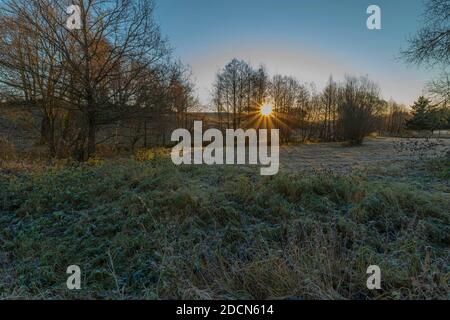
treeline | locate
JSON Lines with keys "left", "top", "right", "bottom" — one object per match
{"left": 1, "top": 1, "right": 448, "bottom": 160}
{"left": 212, "top": 58, "right": 414, "bottom": 145}
{"left": 0, "top": 0, "right": 197, "bottom": 159}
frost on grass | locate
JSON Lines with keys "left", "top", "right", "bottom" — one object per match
{"left": 0, "top": 156, "right": 448, "bottom": 300}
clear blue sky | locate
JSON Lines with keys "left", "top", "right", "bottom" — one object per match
{"left": 155, "top": 0, "right": 435, "bottom": 107}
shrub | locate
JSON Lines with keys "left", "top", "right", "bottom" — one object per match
{"left": 337, "top": 77, "right": 386, "bottom": 145}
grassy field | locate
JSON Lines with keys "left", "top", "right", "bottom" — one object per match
{"left": 0, "top": 141, "right": 449, "bottom": 300}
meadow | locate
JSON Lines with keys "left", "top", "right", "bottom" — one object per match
{"left": 0, "top": 0, "right": 449, "bottom": 304}
{"left": 0, "top": 138, "right": 448, "bottom": 300}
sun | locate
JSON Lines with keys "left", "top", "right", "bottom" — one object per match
{"left": 260, "top": 103, "right": 273, "bottom": 117}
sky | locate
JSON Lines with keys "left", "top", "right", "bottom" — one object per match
{"left": 154, "top": 0, "right": 436, "bottom": 108}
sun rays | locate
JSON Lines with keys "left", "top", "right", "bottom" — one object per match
{"left": 260, "top": 103, "right": 274, "bottom": 117}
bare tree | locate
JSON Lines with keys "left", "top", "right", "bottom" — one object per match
{"left": 321, "top": 76, "right": 338, "bottom": 141}
{"left": 1, "top": 0, "right": 170, "bottom": 159}
{"left": 270, "top": 75, "right": 300, "bottom": 142}
{"left": 214, "top": 59, "right": 255, "bottom": 130}
{"left": 337, "top": 76, "right": 385, "bottom": 145}
{"left": 0, "top": 5, "right": 70, "bottom": 156}
{"left": 402, "top": 0, "right": 450, "bottom": 105}
{"left": 402, "top": 0, "right": 450, "bottom": 67}
{"left": 384, "top": 101, "right": 409, "bottom": 135}
{"left": 427, "top": 73, "right": 450, "bottom": 105}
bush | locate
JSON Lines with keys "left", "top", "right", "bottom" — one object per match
{"left": 337, "top": 77, "right": 385, "bottom": 145}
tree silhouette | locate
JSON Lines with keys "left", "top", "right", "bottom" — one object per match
{"left": 406, "top": 96, "right": 438, "bottom": 131}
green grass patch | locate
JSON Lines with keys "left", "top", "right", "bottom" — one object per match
{"left": 0, "top": 158, "right": 449, "bottom": 299}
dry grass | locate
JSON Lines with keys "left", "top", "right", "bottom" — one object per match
{"left": 0, "top": 152, "right": 448, "bottom": 300}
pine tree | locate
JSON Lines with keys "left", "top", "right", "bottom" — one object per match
{"left": 406, "top": 96, "right": 434, "bottom": 131}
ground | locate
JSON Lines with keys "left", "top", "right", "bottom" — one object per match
{"left": 280, "top": 137, "right": 450, "bottom": 173}
{"left": 0, "top": 137, "right": 449, "bottom": 300}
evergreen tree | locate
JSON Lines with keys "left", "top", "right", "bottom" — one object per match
{"left": 406, "top": 96, "right": 434, "bottom": 131}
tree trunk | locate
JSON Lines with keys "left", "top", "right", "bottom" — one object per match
{"left": 87, "top": 118, "right": 96, "bottom": 158}
{"left": 41, "top": 115, "right": 58, "bottom": 158}
{"left": 40, "top": 115, "right": 50, "bottom": 145}
{"left": 47, "top": 120, "right": 56, "bottom": 158}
